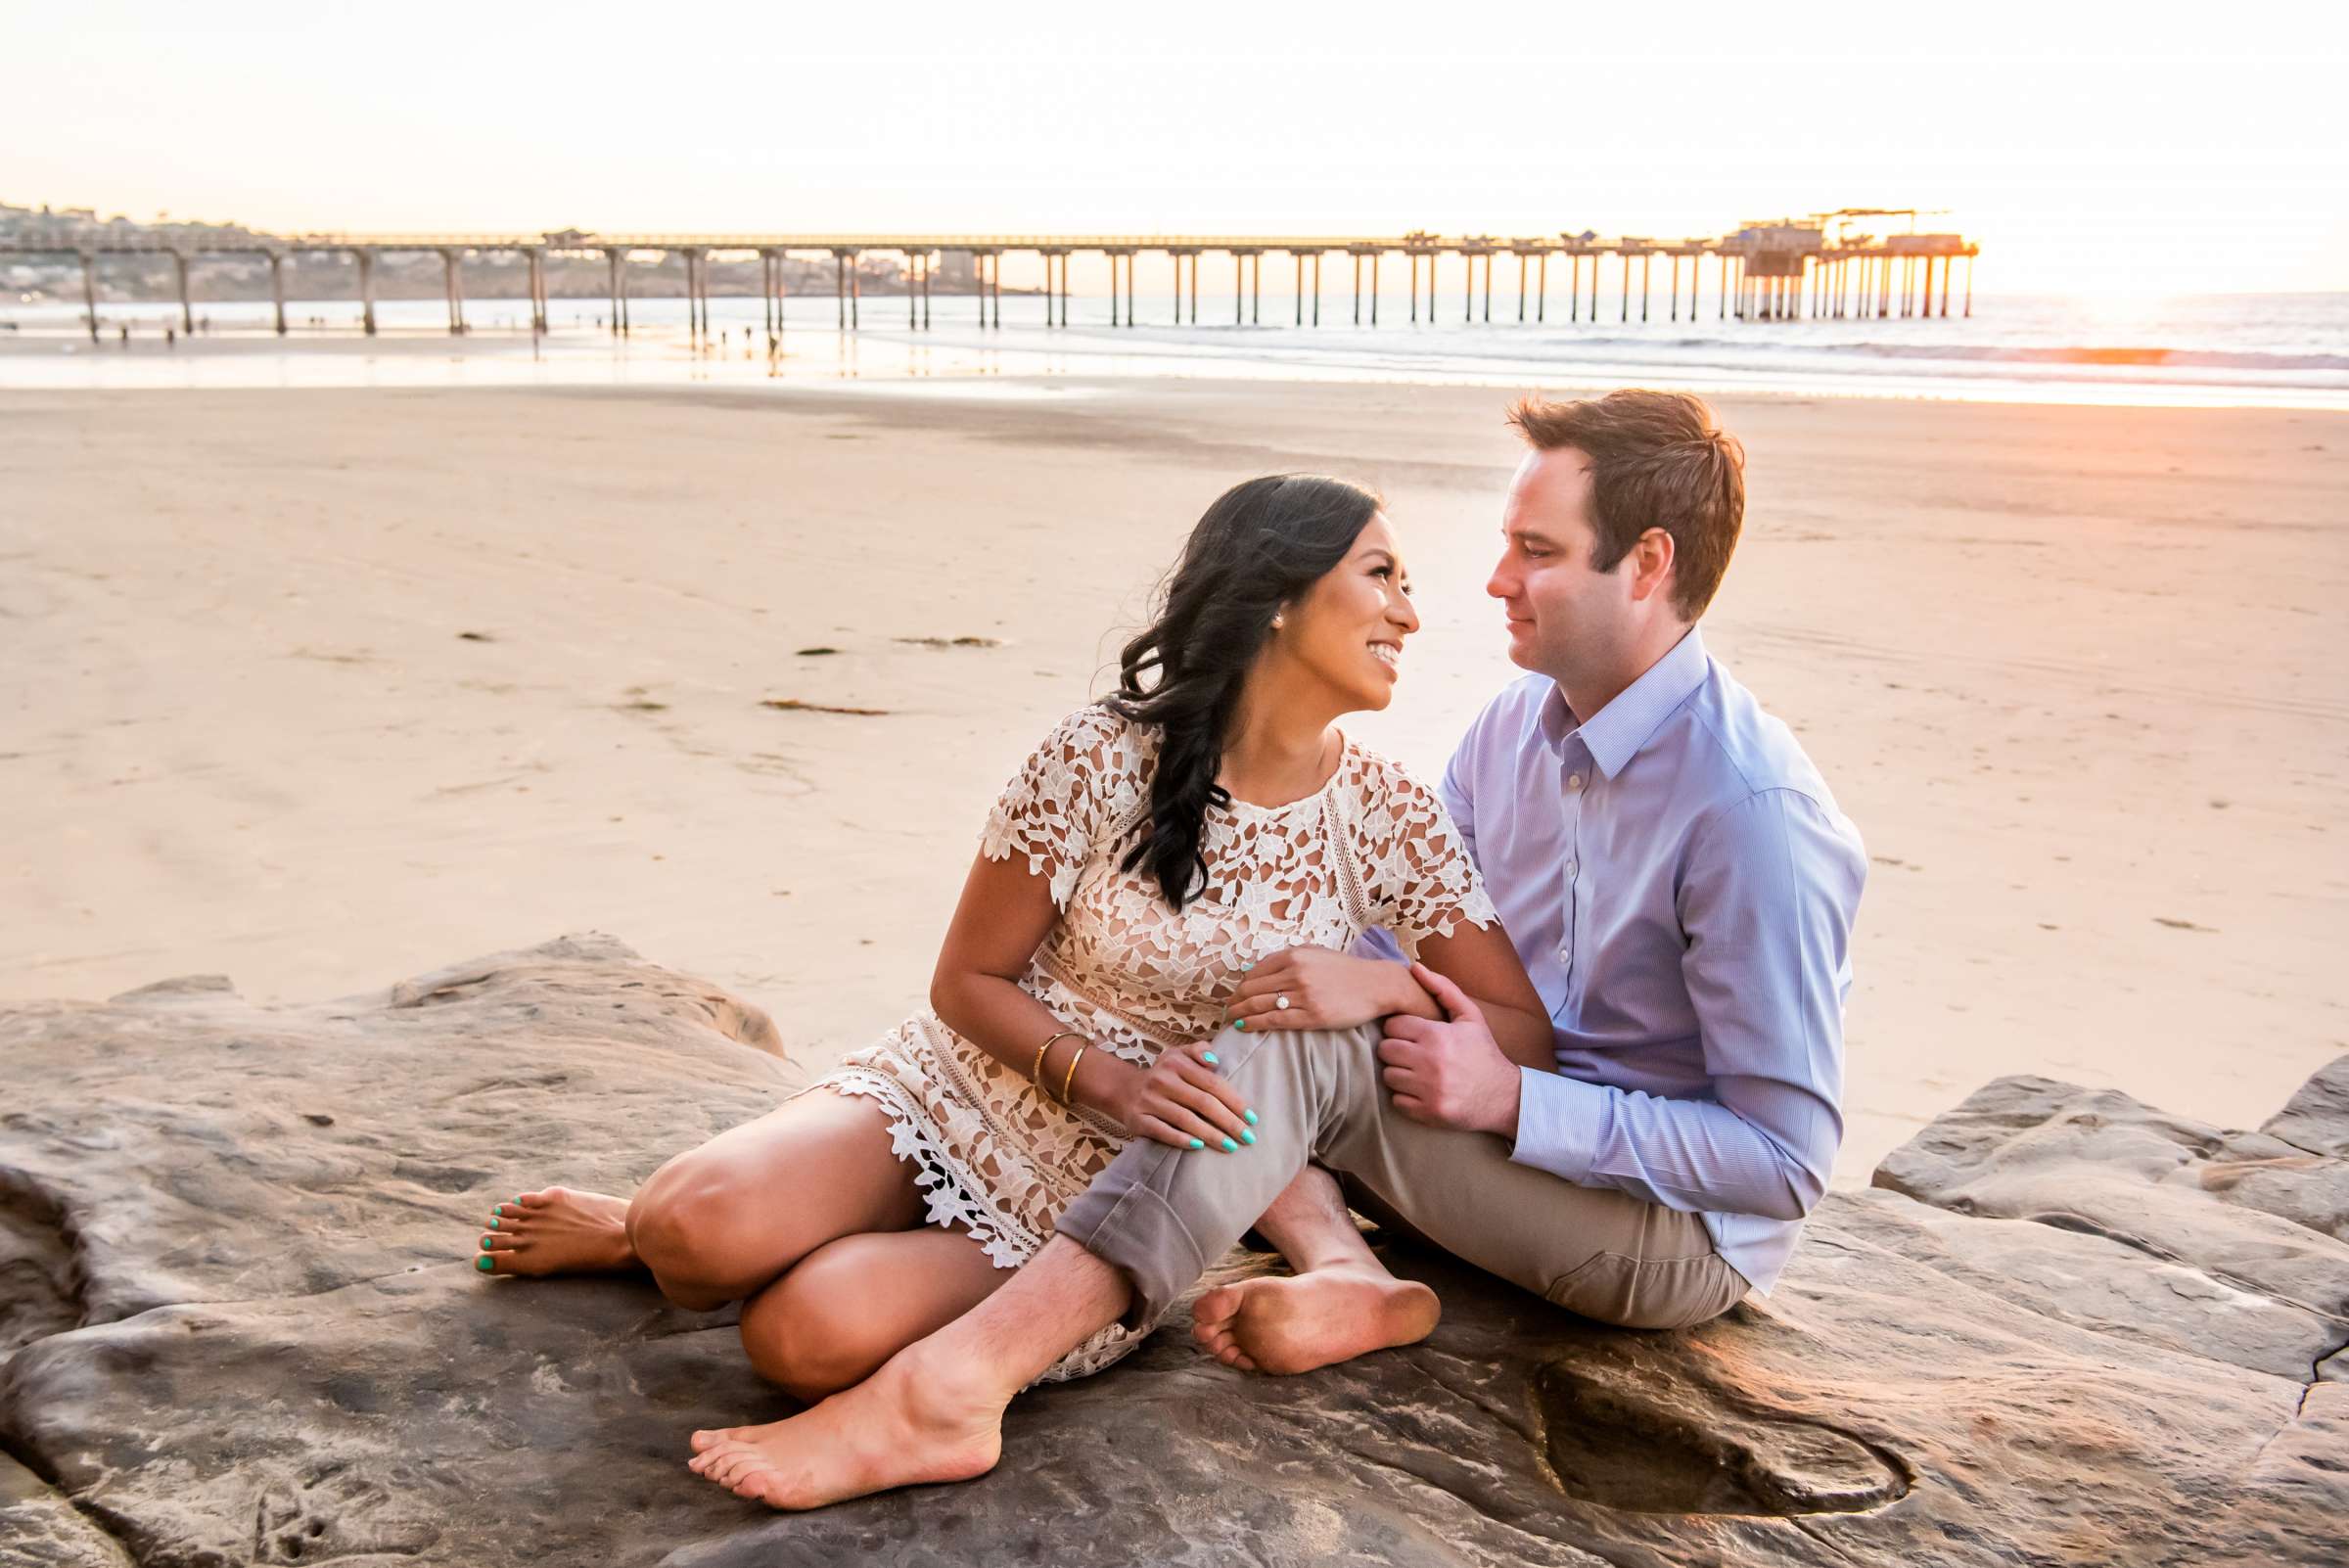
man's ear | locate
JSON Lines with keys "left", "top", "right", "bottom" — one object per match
{"left": 1628, "top": 527, "right": 1677, "bottom": 605}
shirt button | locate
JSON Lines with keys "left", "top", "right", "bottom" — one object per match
{"left": 1567, "top": 772, "right": 1585, "bottom": 792}
{"left": 1565, "top": 861, "right": 1578, "bottom": 878}
{"left": 1557, "top": 945, "right": 1571, "bottom": 962}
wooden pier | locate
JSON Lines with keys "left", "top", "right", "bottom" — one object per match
{"left": 2, "top": 213, "right": 1978, "bottom": 342}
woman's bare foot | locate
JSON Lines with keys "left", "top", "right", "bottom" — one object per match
{"left": 1190, "top": 1263, "right": 1439, "bottom": 1375}
{"left": 685, "top": 1344, "right": 1005, "bottom": 1509}
{"left": 475, "top": 1186, "right": 638, "bottom": 1276}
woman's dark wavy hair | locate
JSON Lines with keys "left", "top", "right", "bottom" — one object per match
{"left": 1104, "top": 473, "right": 1383, "bottom": 910}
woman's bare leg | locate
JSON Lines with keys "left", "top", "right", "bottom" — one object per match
{"left": 1193, "top": 1164, "right": 1439, "bottom": 1373}
{"left": 735, "top": 1225, "right": 1009, "bottom": 1404}
{"left": 474, "top": 1089, "right": 924, "bottom": 1311}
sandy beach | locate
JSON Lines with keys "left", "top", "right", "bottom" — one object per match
{"left": 5, "top": 370, "right": 2343, "bottom": 1184}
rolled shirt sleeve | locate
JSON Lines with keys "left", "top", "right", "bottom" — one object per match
{"left": 1509, "top": 788, "right": 1865, "bottom": 1222}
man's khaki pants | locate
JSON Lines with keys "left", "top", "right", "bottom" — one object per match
{"left": 1056, "top": 1021, "right": 1750, "bottom": 1332}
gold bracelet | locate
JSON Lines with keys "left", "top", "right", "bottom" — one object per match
{"left": 1059, "top": 1043, "right": 1089, "bottom": 1108}
{"left": 1033, "top": 1030, "right": 1082, "bottom": 1097}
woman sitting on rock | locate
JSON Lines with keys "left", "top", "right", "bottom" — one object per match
{"left": 473, "top": 473, "right": 1553, "bottom": 1393}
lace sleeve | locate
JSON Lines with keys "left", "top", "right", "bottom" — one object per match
{"left": 1355, "top": 761, "right": 1498, "bottom": 957}
{"left": 979, "top": 706, "right": 1136, "bottom": 909}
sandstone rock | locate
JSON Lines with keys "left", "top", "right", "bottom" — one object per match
{"left": 2, "top": 936, "right": 2343, "bottom": 1566}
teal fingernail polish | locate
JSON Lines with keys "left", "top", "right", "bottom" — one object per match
{"left": 1203, "top": 1051, "right": 1219, "bottom": 1065}
{"left": 487, "top": 1217, "right": 499, "bottom": 1228}
{"left": 476, "top": 1254, "right": 494, "bottom": 1272}
{"left": 1187, "top": 1137, "right": 1205, "bottom": 1150}
{"left": 1243, "top": 1109, "right": 1259, "bottom": 1126}
{"left": 1241, "top": 962, "right": 1254, "bottom": 972}
{"left": 1220, "top": 1137, "right": 1238, "bottom": 1153}
{"left": 1235, "top": 1020, "right": 1249, "bottom": 1032}
{"left": 1239, "top": 1130, "right": 1257, "bottom": 1146}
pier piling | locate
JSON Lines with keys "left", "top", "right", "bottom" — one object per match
{"left": 170, "top": 251, "right": 192, "bottom": 333}
{"left": 438, "top": 248, "right": 465, "bottom": 335}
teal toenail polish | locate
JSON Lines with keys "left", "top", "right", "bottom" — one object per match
{"left": 1243, "top": 1108, "right": 1259, "bottom": 1126}
{"left": 1202, "top": 1051, "right": 1219, "bottom": 1066}
{"left": 476, "top": 1254, "right": 493, "bottom": 1271}
{"left": 1235, "top": 1020, "right": 1249, "bottom": 1032}
{"left": 1220, "top": 1137, "right": 1238, "bottom": 1152}
{"left": 1240, "top": 1130, "right": 1256, "bottom": 1145}
{"left": 1187, "top": 1138, "right": 1205, "bottom": 1150}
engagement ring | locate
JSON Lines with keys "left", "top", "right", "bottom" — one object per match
{"left": 1276, "top": 994, "right": 1291, "bottom": 1010}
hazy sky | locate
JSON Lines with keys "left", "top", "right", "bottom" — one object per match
{"left": 13, "top": 2, "right": 2347, "bottom": 294}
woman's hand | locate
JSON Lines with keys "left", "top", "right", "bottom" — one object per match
{"left": 1222, "top": 946, "right": 1436, "bottom": 1033}
{"left": 1097, "top": 1041, "right": 1259, "bottom": 1153}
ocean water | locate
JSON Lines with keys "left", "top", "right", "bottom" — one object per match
{"left": 5, "top": 288, "right": 2347, "bottom": 410}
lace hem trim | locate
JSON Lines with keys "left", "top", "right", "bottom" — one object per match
{"left": 804, "top": 1068, "right": 1150, "bottom": 1386}
{"left": 812, "top": 1069, "right": 1044, "bottom": 1271}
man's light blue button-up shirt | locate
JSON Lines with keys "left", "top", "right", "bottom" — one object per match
{"left": 1440, "top": 628, "right": 1865, "bottom": 1294}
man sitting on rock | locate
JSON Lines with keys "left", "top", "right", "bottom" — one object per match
{"left": 685, "top": 388, "right": 1870, "bottom": 1509}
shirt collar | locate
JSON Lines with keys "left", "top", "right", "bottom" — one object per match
{"left": 1537, "top": 626, "right": 1711, "bottom": 779}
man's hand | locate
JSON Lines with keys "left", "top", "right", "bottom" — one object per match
{"left": 1377, "top": 963, "right": 1522, "bottom": 1138}
{"left": 1224, "top": 946, "right": 1434, "bottom": 1033}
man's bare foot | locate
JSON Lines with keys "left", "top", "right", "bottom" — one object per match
{"left": 1190, "top": 1263, "right": 1440, "bottom": 1375}
{"left": 475, "top": 1186, "right": 638, "bottom": 1276}
{"left": 685, "top": 1345, "right": 1005, "bottom": 1509}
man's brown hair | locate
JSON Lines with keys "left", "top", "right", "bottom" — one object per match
{"left": 1506, "top": 390, "right": 1746, "bottom": 620}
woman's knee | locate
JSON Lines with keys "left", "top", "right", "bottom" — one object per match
{"left": 626, "top": 1155, "right": 761, "bottom": 1300}
{"left": 739, "top": 1259, "right": 893, "bottom": 1403}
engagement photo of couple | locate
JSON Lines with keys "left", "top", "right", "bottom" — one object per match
{"left": 473, "top": 389, "right": 1868, "bottom": 1510}
{"left": 11, "top": 19, "right": 2344, "bottom": 1566}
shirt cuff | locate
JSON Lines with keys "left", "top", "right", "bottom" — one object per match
{"left": 1509, "top": 1067, "right": 1609, "bottom": 1186}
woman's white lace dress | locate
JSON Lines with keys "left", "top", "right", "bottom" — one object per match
{"left": 805, "top": 705, "right": 1497, "bottom": 1381}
